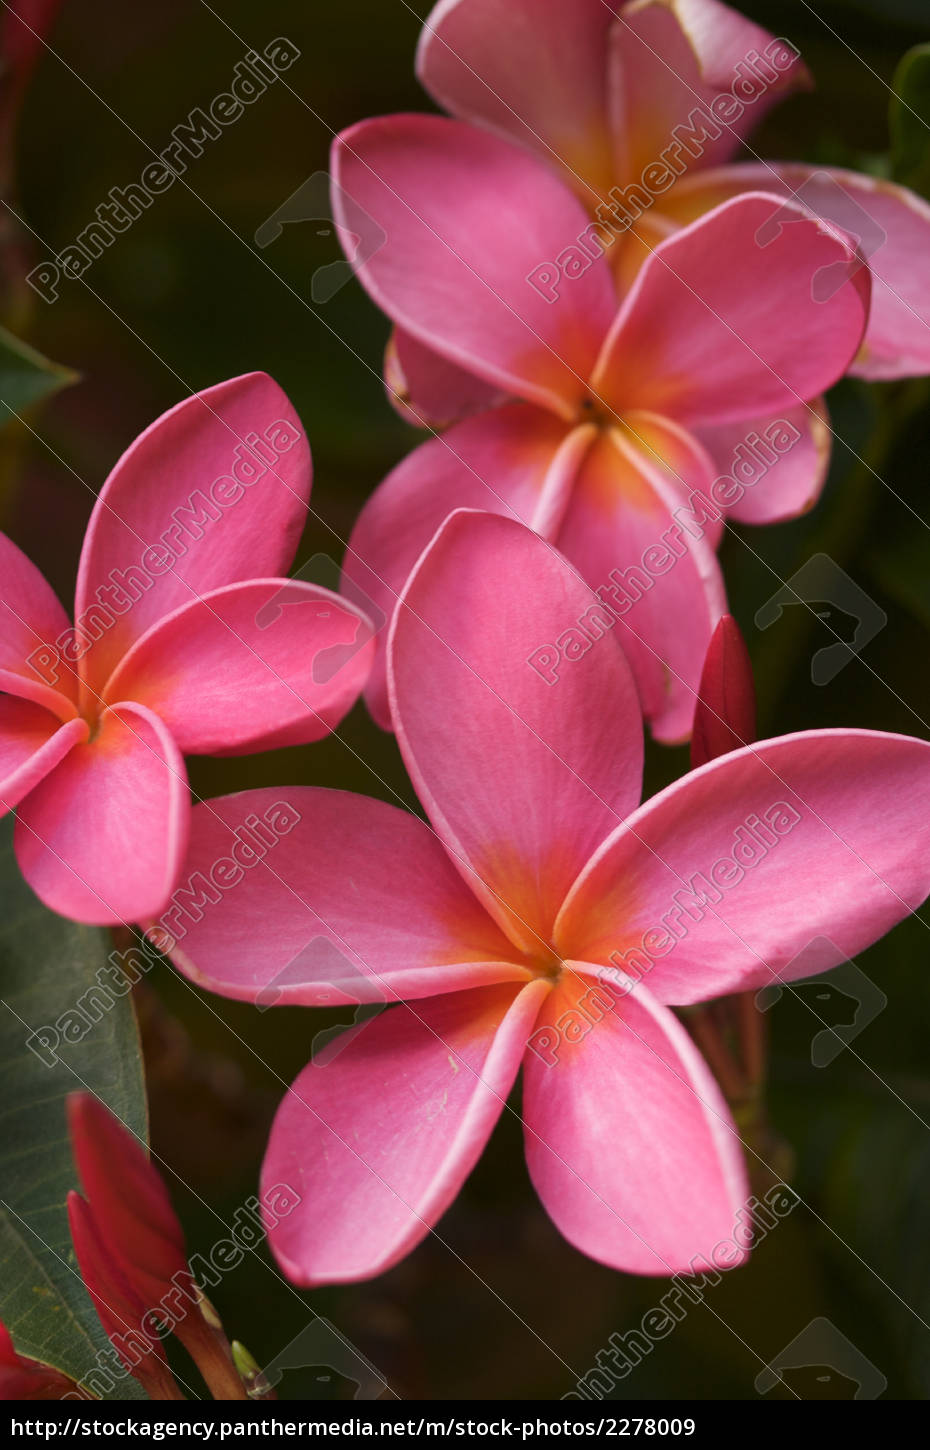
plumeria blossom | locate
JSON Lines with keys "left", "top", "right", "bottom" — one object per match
{"left": 163, "top": 512, "right": 930, "bottom": 1282}
{"left": 334, "top": 116, "right": 870, "bottom": 739}
{"left": 0, "top": 372, "right": 374, "bottom": 925}
{"left": 414, "top": 0, "right": 930, "bottom": 384}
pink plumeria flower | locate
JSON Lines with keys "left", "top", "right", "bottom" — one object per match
{"left": 0, "top": 373, "right": 374, "bottom": 925}
{"left": 333, "top": 119, "right": 870, "bottom": 740}
{"left": 162, "top": 512, "right": 930, "bottom": 1282}
{"left": 415, "top": 0, "right": 930, "bottom": 384}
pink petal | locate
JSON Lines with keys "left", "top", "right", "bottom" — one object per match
{"left": 690, "top": 615, "right": 756, "bottom": 769}
{"left": 417, "top": 0, "right": 617, "bottom": 201}
{"left": 554, "top": 425, "right": 726, "bottom": 744}
{"left": 692, "top": 399, "right": 831, "bottom": 526}
{"left": 384, "top": 327, "right": 504, "bottom": 429}
{"left": 618, "top": 409, "right": 726, "bottom": 547}
{"left": 389, "top": 510, "right": 643, "bottom": 954}
{"left": 67, "top": 1094, "right": 189, "bottom": 1310}
{"left": 0, "top": 531, "right": 78, "bottom": 711}
{"left": 261, "top": 980, "right": 551, "bottom": 1286}
{"left": 74, "top": 373, "right": 312, "bottom": 700}
{"left": 523, "top": 973, "right": 750, "bottom": 1275}
{"left": 591, "top": 194, "right": 870, "bottom": 427}
{"left": 671, "top": 164, "right": 930, "bottom": 381}
{"left": 554, "top": 730, "right": 930, "bottom": 1005}
{"left": 101, "top": 579, "right": 373, "bottom": 756}
{"left": 610, "top": 0, "right": 809, "bottom": 181}
{"left": 0, "top": 669, "right": 76, "bottom": 722}
{"left": 0, "top": 697, "right": 87, "bottom": 815}
{"left": 332, "top": 115, "right": 617, "bottom": 418}
{"left": 342, "top": 404, "right": 581, "bottom": 728}
{"left": 15, "top": 701, "right": 188, "bottom": 925}
{"left": 160, "top": 787, "right": 531, "bottom": 1006}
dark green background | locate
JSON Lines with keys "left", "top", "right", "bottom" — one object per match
{"left": 3, "top": 0, "right": 930, "bottom": 1401}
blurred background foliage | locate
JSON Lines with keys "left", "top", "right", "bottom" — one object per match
{"left": 2, "top": 0, "right": 930, "bottom": 1401}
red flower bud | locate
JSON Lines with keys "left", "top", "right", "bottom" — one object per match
{"left": 66, "top": 1093, "right": 189, "bottom": 1309}
{"left": 67, "top": 1192, "right": 183, "bottom": 1400}
{"left": 691, "top": 614, "right": 757, "bottom": 768}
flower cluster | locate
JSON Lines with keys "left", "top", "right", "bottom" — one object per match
{"left": 5, "top": 0, "right": 930, "bottom": 1399}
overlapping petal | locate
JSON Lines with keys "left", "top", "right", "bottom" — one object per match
{"left": 15, "top": 701, "right": 188, "bottom": 924}
{"left": 618, "top": 409, "right": 725, "bottom": 547}
{"left": 164, "top": 787, "right": 531, "bottom": 1005}
{"left": 0, "top": 697, "right": 87, "bottom": 815}
{"left": 417, "top": 0, "right": 808, "bottom": 204}
{"left": 342, "top": 405, "right": 584, "bottom": 726}
{"left": 417, "top": 0, "right": 618, "bottom": 201}
{"left": 101, "top": 580, "right": 374, "bottom": 756}
{"left": 668, "top": 163, "right": 930, "bottom": 380}
{"left": 332, "top": 115, "right": 617, "bottom": 416}
{"left": 262, "top": 980, "right": 551, "bottom": 1286}
{"left": 692, "top": 399, "right": 830, "bottom": 525}
{"left": 591, "top": 194, "right": 870, "bottom": 426}
{"left": 609, "top": 0, "right": 808, "bottom": 181}
{"left": 389, "top": 510, "right": 643, "bottom": 953}
{"left": 554, "top": 425, "right": 726, "bottom": 742}
{"left": 385, "top": 327, "right": 506, "bottom": 430}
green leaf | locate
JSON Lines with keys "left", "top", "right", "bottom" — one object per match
{"left": 0, "top": 324, "right": 76, "bottom": 423}
{"left": 0, "top": 817, "right": 147, "bottom": 1398}
{"left": 890, "top": 44, "right": 930, "bottom": 197}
